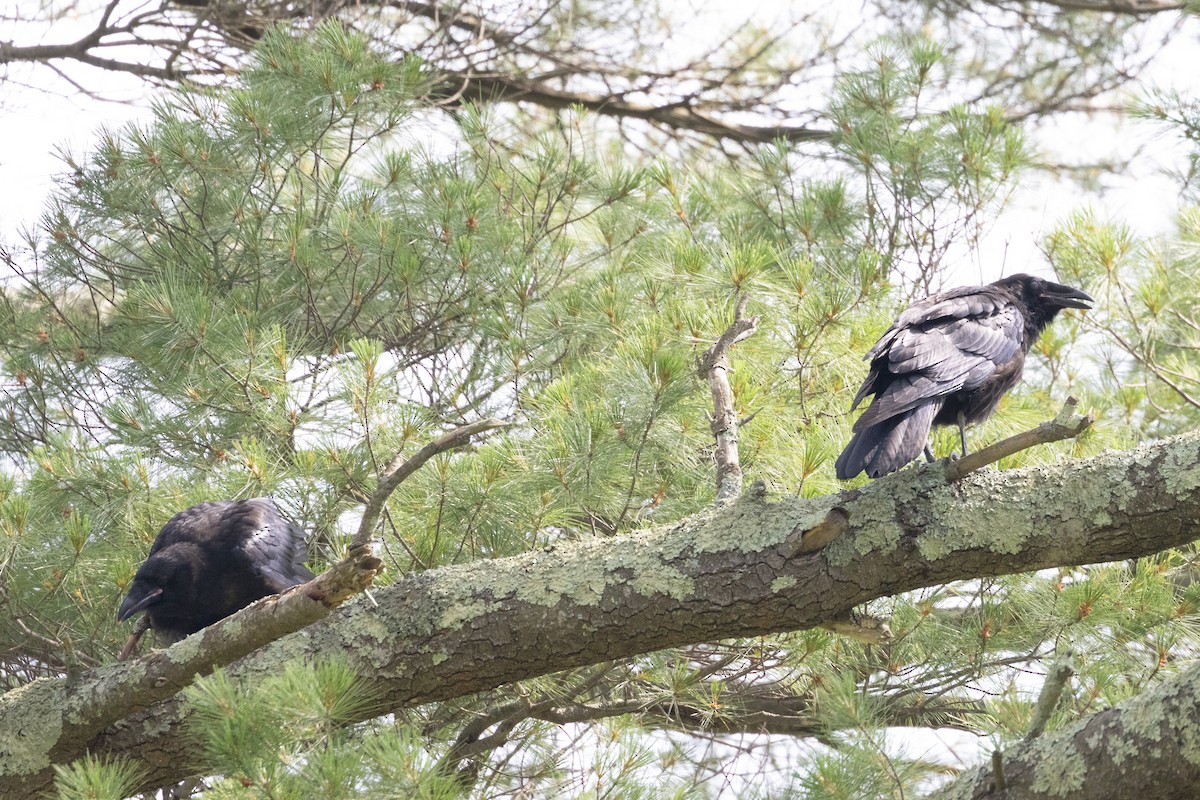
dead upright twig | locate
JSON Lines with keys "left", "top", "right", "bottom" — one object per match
{"left": 944, "top": 397, "right": 1094, "bottom": 482}
{"left": 698, "top": 295, "right": 759, "bottom": 502}
{"left": 1023, "top": 647, "right": 1075, "bottom": 742}
{"left": 353, "top": 418, "right": 509, "bottom": 547}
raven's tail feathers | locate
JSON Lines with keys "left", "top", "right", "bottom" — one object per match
{"left": 835, "top": 402, "right": 940, "bottom": 480}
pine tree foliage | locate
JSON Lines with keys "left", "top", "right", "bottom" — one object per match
{"left": 53, "top": 754, "right": 145, "bottom": 800}
{"left": 1048, "top": 205, "right": 1200, "bottom": 437}
{"left": 0, "top": 17, "right": 1199, "bottom": 800}
{"left": 0, "top": 0, "right": 1176, "bottom": 155}
{"left": 182, "top": 660, "right": 460, "bottom": 799}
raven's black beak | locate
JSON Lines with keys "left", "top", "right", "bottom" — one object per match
{"left": 1042, "top": 282, "right": 1094, "bottom": 310}
{"left": 117, "top": 585, "right": 163, "bottom": 621}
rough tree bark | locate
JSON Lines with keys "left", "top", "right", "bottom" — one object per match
{"left": 3, "top": 428, "right": 1200, "bottom": 797}
{"left": 927, "top": 655, "right": 1200, "bottom": 800}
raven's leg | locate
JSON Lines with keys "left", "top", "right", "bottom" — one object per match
{"left": 957, "top": 411, "right": 968, "bottom": 457}
{"left": 924, "top": 443, "right": 936, "bottom": 463}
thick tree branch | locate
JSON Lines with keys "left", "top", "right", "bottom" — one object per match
{"left": 2, "top": 0, "right": 1169, "bottom": 146}
{"left": 440, "top": 74, "right": 834, "bottom": 144}
{"left": 927, "top": 656, "right": 1200, "bottom": 799}
{"left": 7, "top": 430, "right": 1200, "bottom": 796}
{"left": 993, "top": 0, "right": 1184, "bottom": 12}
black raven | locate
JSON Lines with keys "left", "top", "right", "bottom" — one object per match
{"left": 117, "top": 497, "right": 315, "bottom": 644}
{"left": 835, "top": 274, "right": 1093, "bottom": 480}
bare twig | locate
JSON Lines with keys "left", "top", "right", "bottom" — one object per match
{"left": 698, "top": 295, "right": 759, "bottom": 502}
{"left": 1014, "top": 0, "right": 1183, "bottom": 12}
{"left": 118, "top": 615, "right": 151, "bottom": 661}
{"left": 352, "top": 418, "right": 509, "bottom": 547}
{"left": 944, "top": 397, "right": 1094, "bottom": 482}
{"left": 443, "top": 74, "right": 832, "bottom": 144}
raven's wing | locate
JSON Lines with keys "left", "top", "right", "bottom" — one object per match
{"left": 852, "top": 286, "right": 1013, "bottom": 409}
{"left": 235, "top": 498, "right": 316, "bottom": 592}
{"left": 853, "top": 291, "right": 1025, "bottom": 430}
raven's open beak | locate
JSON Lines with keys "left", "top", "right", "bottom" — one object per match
{"left": 1042, "top": 282, "right": 1094, "bottom": 310}
{"left": 117, "top": 585, "right": 163, "bottom": 621}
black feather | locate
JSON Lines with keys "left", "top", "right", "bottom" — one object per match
{"left": 117, "top": 497, "right": 315, "bottom": 644}
{"left": 836, "top": 274, "right": 1092, "bottom": 480}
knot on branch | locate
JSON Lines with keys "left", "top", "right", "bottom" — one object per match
{"left": 304, "top": 543, "right": 384, "bottom": 608}
{"left": 782, "top": 507, "right": 850, "bottom": 557}
{"left": 820, "top": 610, "right": 893, "bottom": 645}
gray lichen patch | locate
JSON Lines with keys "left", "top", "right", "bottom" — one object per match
{"left": 914, "top": 452, "right": 1128, "bottom": 561}
{"left": 1114, "top": 661, "right": 1200, "bottom": 768}
{"left": 921, "top": 479, "right": 1038, "bottom": 561}
{"left": 348, "top": 601, "right": 401, "bottom": 644}
{"left": 66, "top": 660, "right": 148, "bottom": 725}
{"left": 688, "top": 494, "right": 824, "bottom": 556}
{"left": 165, "top": 629, "right": 208, "bottom": 664}
{"left": 821, "top": 471, "right": 924, "bottom": 566}
{"left": 1176, "top": 687, "right": 1200, "bottom": 768}
{"left": 630, "top": 563, "right": 693, "bottom": 600}
{"left": 1028, "top": 735, "right": 1088, "bottom": 796}
{"left": 0, "top": 677, "right": 65, "bottom": 775}
{"left": 771, "top": 576, "right": 797, "bottom": 592}
{"left": 409, "top": 530, "right": 694, "bottom": 624}
{"left": 1161, "top": 431, "right": 1200, "bottom": 497}
{"left": 421, "top": 497, "right": 811, "bottom": 618}
{"left": 439, "top": 598, "right": 499, "bottom": 631}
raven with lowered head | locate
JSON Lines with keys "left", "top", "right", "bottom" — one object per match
{"left": 118, "top": 497, "right": 315, "bottom": 644}
{"left": 835, "top": 273, "right": 1093, "bottom": 480}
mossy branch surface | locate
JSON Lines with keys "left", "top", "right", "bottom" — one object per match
{"left": 927, "top": 655, "right": 1200, "bottom": 800}
{"left": 4, "top": 431, "right": 1200, "bottom": 797}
